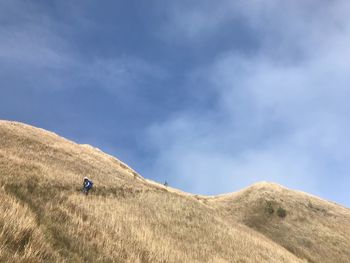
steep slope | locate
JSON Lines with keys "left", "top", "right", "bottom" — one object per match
{"left": 208, "top": 182, "right": 350, "bottom": 263}
{"left": 0, "top": 120, "right": 348, "bottom": 262}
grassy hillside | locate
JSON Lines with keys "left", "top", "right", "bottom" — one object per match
{"left": 0, "top": 121, "right": 349, "bottom": 262}
{"left": 208, "top": 183, "right": 350, "bottom": 263}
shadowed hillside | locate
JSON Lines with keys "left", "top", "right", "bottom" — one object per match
{"left": 0, "top": 120, "right": 349, "bottom": 262}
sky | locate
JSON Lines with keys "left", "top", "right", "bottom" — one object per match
{"left": 1, "top": 0, "right": 350, "bottom": 206}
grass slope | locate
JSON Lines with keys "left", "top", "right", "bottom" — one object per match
{"left": 0, "top": 120, "right": 349, "bottom": 262}
{"left": 209, "top": 183, "right": 350, "bottom": 263}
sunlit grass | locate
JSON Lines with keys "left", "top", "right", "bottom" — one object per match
{"left": 1, "top": 121, "right": 349, "bottom": 262}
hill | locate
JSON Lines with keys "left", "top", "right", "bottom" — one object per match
{"left": 0, "top": 120, "right": 349, "bottom": 262}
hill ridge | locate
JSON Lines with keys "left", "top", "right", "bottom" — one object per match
{"left": 0, "top": 120, "right": 350, "bottom": 262}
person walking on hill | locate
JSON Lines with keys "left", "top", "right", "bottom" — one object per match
{"left": 82, "top": 177, "right": 93, "bottom": 195}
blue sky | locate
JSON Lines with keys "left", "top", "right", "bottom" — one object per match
{"left": 1, "top": 1, "right": 350, "bottom": 206}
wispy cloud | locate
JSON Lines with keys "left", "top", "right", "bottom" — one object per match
{"left": 145, "top": 1, "right": 350, "bottom": 204}
{"left": 0, "top": 0, "right": 165, "bottom": 94}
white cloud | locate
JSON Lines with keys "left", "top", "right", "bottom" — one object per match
{"left": 146, "top": 1, "right": 350, "bottom": 203}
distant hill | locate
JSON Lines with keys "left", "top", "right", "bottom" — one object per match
{"left": 0, "top": 120, "right": 349, "bottom": 262}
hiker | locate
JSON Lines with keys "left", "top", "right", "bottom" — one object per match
{"left": 82, "top": 177, "right": 93, "bottom": 195}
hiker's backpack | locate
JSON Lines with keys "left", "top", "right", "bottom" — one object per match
{"left": 85, "top": 180, "right": 93, "bottom": 189}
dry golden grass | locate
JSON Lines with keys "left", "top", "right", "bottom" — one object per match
{"left": 0, "top": 120, "right": 349, "bottom": 262}
{"left": 208, "top": 182, "right": 350, "bottom": 263}
{"left": 0, "top": 189, "right": 60, "bottom": 262}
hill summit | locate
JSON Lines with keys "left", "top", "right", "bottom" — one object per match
{"left": 0, "top": 120, "right": 349, "bottom": 262}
